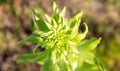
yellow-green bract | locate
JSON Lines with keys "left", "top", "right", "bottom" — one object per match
{"left": 17, "top": 2, "right": 105, "bottom": 71}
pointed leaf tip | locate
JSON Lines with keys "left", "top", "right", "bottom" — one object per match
{"left": 78, "top": 37, "right": 101, "bottom": 51}
{"left": 60, "top": 7, "right": 66, "bottom": 17}
{"left": 53, "top": 2, "right": 59, "bottom": 14}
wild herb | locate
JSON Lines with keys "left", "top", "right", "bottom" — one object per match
{"left": 18, "top": 2, "right": 104, "bottom": 71}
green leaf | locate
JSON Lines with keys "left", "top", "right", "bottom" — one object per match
{"left": 53, "top": 13, "right": 61, "bottom": 24}
{"left": 68, "top": 11, "right": 84, "bottom": 35}
{"left": 36, "top": 19, "right": 50, "bottom": 32}
{"left": 33, "top": 9, "right": 41, "bottom": 20}
{"left": 67, "top": 53, "right": 78, "bottom": 70}
{"left": 43, "top": 58, "right": 60, "bottom": 71}
{"left": 75, "top": 63, "right": 100, "bottom": 71}
{"left": 58, "top": 60, "right": 70, "bottom": 71}
{"left": 17, "top": 34, "right": 43, "bottom": 45}
{"left": 69, "top": 20, "right": 77, "bottom": 29}
{"left": 69, "top": 10, "right": 83, "bottom": 29}
{"left": 77, "top": 38, "right": 101, "bottom": 51}
{"left": 29, "top": 16, "right": 36, "bottom": 32}
{"left": 72, "top": 23, "right": 88, "bottom": 43}
{"left": 53, "top": 2, "right": 59, "bottom": 14}
{"left": 33, "top": 9, "right": 51, "bottom": 32}
{"left": 94, "top": 57, "right": 106, "bottom": 71}
{"left": 17, "top": 50, "right": 48, "bottom": 64}
{"left": 51, "top": 19, "right": 58, "bottom": 28}
{"left": 60, "top": 7, "right": 66, "bottom": 17}
{"left": 17, "top": 53, "right": 38, "bottom": 63}
{"left": 79, "top": 50, "right": 95, "bottom": 64}
{"left": 45, "top": 14, "right": 51, "bottom": 23}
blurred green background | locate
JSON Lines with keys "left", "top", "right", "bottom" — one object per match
{"left": 0, "top": 0, "right": 120, "bottom": 71}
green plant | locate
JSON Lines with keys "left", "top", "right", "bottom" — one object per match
{"left": 18, "top": 2, "right": 104, "bottom": 71}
